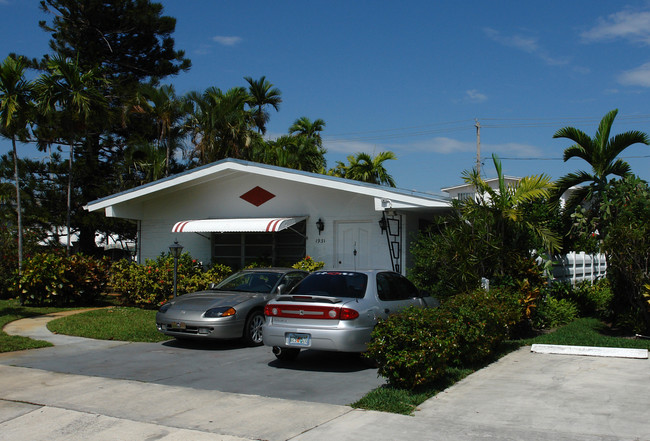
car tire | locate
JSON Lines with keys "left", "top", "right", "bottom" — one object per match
{"left": 273, "top": 346, "right": 300, "bottom": 361}
{"left": 243, "top": 310, "right": 265, "bottom": 346}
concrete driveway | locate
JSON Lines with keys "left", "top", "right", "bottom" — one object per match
{"left": 0, "top": 311, "right": 384, "bottom": 406}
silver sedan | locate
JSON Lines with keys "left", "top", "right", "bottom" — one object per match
{"left": 156, "top": 268, "right": 308, "bottom": 345}
{"left": 262, "top": 270, "right": 438, "bottom": 360}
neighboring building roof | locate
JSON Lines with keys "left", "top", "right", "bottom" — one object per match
{"left": 85, "top": 158, "right": 451, "bottom": 215}
{"left": 440, "top": 176, "right": 522, "bottom": 193}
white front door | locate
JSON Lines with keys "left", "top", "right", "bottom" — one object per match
{"left": 335, "top": 221, "right": 370, "bottom": 270}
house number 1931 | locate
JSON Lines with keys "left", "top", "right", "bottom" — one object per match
{"left": 315, "top": 238, "right": 326, "bottom": 244}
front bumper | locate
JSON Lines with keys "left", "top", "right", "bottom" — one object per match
{"left": 156, "top": 315, "right": 243, "bottom": 340}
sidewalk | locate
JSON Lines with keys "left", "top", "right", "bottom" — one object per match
{"left": 2, "top": 314, "right": 649, "bottom": 440}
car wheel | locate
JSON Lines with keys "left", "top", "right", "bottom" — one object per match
{"left": 243, "top": 311, "right": 265, "bottom": 346}
{"left": 272, "top": 346, "right": 300, "bottom": 361}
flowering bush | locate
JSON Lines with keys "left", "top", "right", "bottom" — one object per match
{"left": 18, "top": 252, "right": 110, "bottom": 306}
{"left": 109, "top": 253, "right": 231, "bottom": 308}
{"left": 292, "top": 255, "right": 325, "bottom": 272}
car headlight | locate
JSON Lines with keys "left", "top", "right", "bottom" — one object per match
{"left": 159, "top": 302, "right": 173, "bottom": 313}
{"left": 204, "top": 307, "right": 236, "bottom": 318}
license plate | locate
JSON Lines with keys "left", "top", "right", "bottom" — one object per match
{"left": 287, "top": 333, "right": 310, "bottom": 347}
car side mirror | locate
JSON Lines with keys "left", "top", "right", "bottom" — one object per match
{"left": 276, "top": 284, "right": 286, "bottom": 295}
{"left": 209, "top": 283, "right": 218, "bottom": 290}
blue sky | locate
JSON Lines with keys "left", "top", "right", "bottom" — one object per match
{"left": 2, "top": 1, "right": 650, "bottom": 195}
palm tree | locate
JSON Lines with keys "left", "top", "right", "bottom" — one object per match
{"left": 289, "top": 116, "right": 325, "bottom": 145}
{"left": 0, "top": 56, "right": 33, "bottom": 274}
{"left": 262, "top": 135, "right": 327, "bottom": 173}
{"left": 35, "top": 55, "right": 107, "bottom": 254}
{"left": 244, "top": 76, "right": 281, "bottom": 135}
{"left": 553, "top": 109, "right": 649, "bottom": 215}
{"left": 186, "top": 87, "right": 255, "bottom": 164}
{"left": 130, "top": 83, "right": 188, "bottom": 176}
{"left": 345, "top": 151, "right": 397, "bottom": 187}
{"left": 461, "top": 153, "right": 561, "bottom": 254}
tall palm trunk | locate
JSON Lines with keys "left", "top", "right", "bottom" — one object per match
{"left": 12, "top": 136, "right": 22, "bottom": 275}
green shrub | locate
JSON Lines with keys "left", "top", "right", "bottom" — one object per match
{"left": 367, "top": 287, "right": 522, "bottom": 389}
{"left": 292, "top": 255, "right": 325, "bottom": 272}
{"left": 532, "top": 295, "right": 579, "bottom": 329}
{"left": 109, "top": 253, "right": 231, "bottom": 308}
{"left": 367, "top": 306, "right": 456, "bottom": 389}
{"left": 572, "top": 279, "right": 613, "bottom": 319}
{"left": 444, "top": 288, "right": 522, "bottom": 365}
{"left": 18, "top": 252, "right": 110, "bottom": 306}
{"left": 543, "top": 279, "right": 613, "bottom": 321}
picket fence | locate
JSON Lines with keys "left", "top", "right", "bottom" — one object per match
{"left": 547, "top": 252, "right": 607, "bottom": 285}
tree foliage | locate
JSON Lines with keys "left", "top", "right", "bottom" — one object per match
{"left": 410, "top": 154, "right": 558, "bottom": 299}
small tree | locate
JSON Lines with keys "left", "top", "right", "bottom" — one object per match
{"left": 601, "top": 176, "right": 650, "bottom": 332}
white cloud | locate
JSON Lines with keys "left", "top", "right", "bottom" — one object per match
{"left": 466, "top": 89, "right": 487, "bottom": 103}
{"left": 618, "top": 62, "right": 650, "bottom": 87}
{"left": 483, "top": 27, "right": 568, "bottom": 66}
{"left": 213, "top": 36, "right": 242, "bottom": 46}
{"left": 323, "top": 136, "right": 542, "bottom": 158}
{"left": 582, "top": 9, "right": 650, "bottom": 45}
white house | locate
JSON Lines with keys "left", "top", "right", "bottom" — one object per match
{"left": 442, "top": 177, "right": 578, "bottom": 208}
{"left": 85, "top": 159, "right": 452, "bottom": 273}
{"left": 441, "top": 176, "right": 521, "bottom": 201}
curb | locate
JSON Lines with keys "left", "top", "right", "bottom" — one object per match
{"left": 531, "top": 343, "right": 648, "bottom": 359}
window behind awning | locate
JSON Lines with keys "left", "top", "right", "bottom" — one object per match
{"left": 171, "top": 216, "right": 308, "bottom": 233}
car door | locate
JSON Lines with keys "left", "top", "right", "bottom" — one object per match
{"left": 375, "top": 272, "right": 421, "bottom": 319}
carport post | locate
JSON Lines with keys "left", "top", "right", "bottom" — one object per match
{"left": 169, "top": 239, "right": 183, "bottom": 298}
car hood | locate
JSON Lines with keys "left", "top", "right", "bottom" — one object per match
{"left": 169, "top": 291, "right": 266, "bottom": 311}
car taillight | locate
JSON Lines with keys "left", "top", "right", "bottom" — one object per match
{"left": 264, "top": 304, "right": 359, "bottom": 320}
{"left": 340, "top": 308, "right": 359, "bottom": 320}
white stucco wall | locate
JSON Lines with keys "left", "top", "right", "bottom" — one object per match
{"left": 136, "top": 172, "right": 397, "bottom": 270}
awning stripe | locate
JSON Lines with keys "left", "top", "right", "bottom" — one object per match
{"left": 172, "top": 216, "right": 308, "bottom": 233}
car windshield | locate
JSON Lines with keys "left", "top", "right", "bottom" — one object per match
{"left": 291, "top": 271, "right": 367, "bottom": 299}
{"left": 215, "top": 272, "right": 281, "bottom": 293}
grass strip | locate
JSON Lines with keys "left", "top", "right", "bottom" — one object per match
{"left": 47, "top": 306, "right": 170, "bottom": 343}
{"left": 521, "top": 317, "right": 650, "bottom": 349}
{"left": 352, "top": 366, "right": 473, "bottom": 415}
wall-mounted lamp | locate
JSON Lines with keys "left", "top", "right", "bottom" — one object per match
{"left": 378, "top": 217, "right": 387, "bottom": 233}
{"left": 316, "top": 218, "right": 325, "bottom": 235}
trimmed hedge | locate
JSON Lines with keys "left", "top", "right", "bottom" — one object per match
{"left": 18, "top": 252, "right": 110, "bottom": 306}
{"left": 367, "top": 288, "right": 522, "bottom": 389}
{"left": 109, "top": 253, "right": 232, "bottom": 308}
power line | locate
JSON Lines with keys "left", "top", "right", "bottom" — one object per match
{"left": 322, "top": 114, "right": 650, "bottom": 143}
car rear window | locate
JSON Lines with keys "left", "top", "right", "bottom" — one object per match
{"left": 292, "top": 271, "right": 368, "bottom": 299}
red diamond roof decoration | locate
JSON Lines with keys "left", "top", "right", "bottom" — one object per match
{"left": 240, "top": 186, "right": 275, "bottom": 207}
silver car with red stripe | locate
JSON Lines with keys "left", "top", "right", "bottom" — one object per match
{"left": 262, "top": 270, "right": 438, "bottom": 360}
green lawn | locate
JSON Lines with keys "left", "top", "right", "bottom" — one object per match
{"left": 47, "top": 307, "right": 169, "bottom": 343}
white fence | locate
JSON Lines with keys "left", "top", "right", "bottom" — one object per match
{"left": 548, "top": 252, "right": 607, "bottom": 285}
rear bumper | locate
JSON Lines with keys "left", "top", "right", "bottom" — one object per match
{"left": 262, "top": 322, "right": 372, "bottom": 353}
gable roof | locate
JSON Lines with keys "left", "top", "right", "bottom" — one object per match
{"left": 85, "top": 159, "right": 450, "bottom": 215}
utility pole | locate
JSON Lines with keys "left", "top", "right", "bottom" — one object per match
{"left": 475, "top": 118, "right": 481, "bottom": 174}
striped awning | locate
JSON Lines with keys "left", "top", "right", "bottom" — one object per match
{"left": 171, "top": 216, "right": 308, "bottom": 233}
